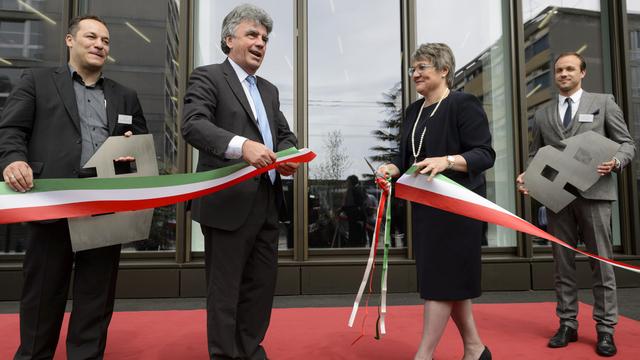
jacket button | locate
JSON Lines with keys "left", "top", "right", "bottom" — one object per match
{"left": 76, "top": 139, "right": 81, "bottom": 144}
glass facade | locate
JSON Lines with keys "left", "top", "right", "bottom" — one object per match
{"left": 628, "top": 1, "right": 640, "bottom": 250}
{"left": 416, "top": 0, "right": 517, "bottom": 247}
{"left": 0, "top": 0, "right": 638, "bottom": 293}
{"left": 78, "top": 0, "right": 181, "bottom": 252}
{"left": 307, "top": 0, "right": 404, "bottom": 250}
{"left": 191, "top": 0, "right": 295, "bottom": 251}
{"left": 520, "top": 1, "right": 623, "bottom": 248}
{"left": 0, "top": 0, "right": 65, "bottom": 253}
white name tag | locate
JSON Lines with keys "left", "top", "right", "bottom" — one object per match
{"left": 118, "top": 114, "right": 133, "bottom": 125}
{"left": 578, "top": 114, "right": 594, "bottom": 123}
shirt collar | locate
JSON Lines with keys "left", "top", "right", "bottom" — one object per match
{"left": 67, "top": 64, "right": 104, "bottom": 88}
{"left": 559, "top": 88, "right": 583, "bottom": 104}
{"left": 228, "top": 57, "right": 255, "bottom": 84}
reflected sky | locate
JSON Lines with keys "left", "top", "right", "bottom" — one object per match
{"left": 308, "top": 0, "right": 400, "bottom": 178}
{"left": 629, "top": 0, "right": 640, "bottom": 13}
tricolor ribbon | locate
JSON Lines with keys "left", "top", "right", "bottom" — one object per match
{"left": 0, "top": 148, "right": 315, "bottom": 224}
{"left": 348, "top": 177, "right": 392, "bottom": 341}
{"left": 350, "top": 167, "right": 639, "bottom": 339}
{"left": 395, "top": 167, "right": 640, "bottom": 274}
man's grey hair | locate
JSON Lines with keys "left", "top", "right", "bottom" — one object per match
{"left": 411, "top": 43, "right": 456, "bottom": 88}
{"left": 220, "top": 4, "right": 273, "bottom": 54}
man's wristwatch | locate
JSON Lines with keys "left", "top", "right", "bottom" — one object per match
{"left": 446, "top": 155, "right": 456, "bottom": 170}
{"left": 613, "top": 157, "right": 621, "bottom": 170}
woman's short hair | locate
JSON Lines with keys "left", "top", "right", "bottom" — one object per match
{"left": 411, "top": 43, "right": 456, "bottom": 88}
{"left": 220, "top": 4, "right": 273, "bottom": 55}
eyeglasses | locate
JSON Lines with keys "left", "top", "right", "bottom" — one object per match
{"left": 408, "top": 63, "right": 435, "bottom": 76}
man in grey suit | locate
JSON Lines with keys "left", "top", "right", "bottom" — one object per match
{"left": 517, "top": 52, "right": 635, "bottom": 357}
{"left": 181, "top": 4, "right": 297, "bottom": 360}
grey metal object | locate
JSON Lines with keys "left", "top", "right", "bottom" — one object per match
{"left": 524, "top": 131, "right": 620, "bottom": 213}
{"left": 68, "top": 135, "right": 158, "bottom": 251}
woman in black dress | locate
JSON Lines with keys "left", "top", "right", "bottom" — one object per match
{"left": 378, "top": 43, "right": 495, "bottom": 360}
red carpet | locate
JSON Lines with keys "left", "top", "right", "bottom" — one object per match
{"left": 1, "top": 302, "right": 639, "bottom": 359}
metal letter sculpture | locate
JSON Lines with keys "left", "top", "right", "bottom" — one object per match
{"left": 524, "top": 131, "right": 620, "bottom": 213}
{"left": 68, "top": 135, "right": 158, "bottom": 251}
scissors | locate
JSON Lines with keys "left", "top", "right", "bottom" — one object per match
{"left": 365, "top": 157, "right": 389, "bottom": 180}
{"left": 364, "top": 157, "right": 378, "bottom": 177}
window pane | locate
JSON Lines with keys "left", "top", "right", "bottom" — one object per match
{"left": 0, "top": 0, "right": 65, "bottom": 253}
{"left": 191, "top": 0, "right": 295, "bottom": 251}
{"left": 308, "top": 0, "right": 405, "bottom": 250}
{"left": 521, "top": 2, "right": 622, "bottom": 248}
{"left": 80, "top": 0, "right": 181, "bottom": 252}
{"left": 627, "top": 0, "right": 640, "bottom": 247}
{"left": 417, "top": 0, "right": 517, "bottom": 247}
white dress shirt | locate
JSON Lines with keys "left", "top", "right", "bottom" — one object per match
{"left": 557, "top": 88, "right": 583, "bottom": 125}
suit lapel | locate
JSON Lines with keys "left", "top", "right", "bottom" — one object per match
{"left": 103, "top": 79, "right": 119, "bottom": 135}
{"left": 547, "top": 99, "right": 565, "bottom": 139}
{"left": 222, "top": 60, "right": 258, "bottom": 129}
{"left": 52, "top": 66, "right": 81, "bottom": 134}
{"left": 569, "top": 91, "right": 594, "bottom": 137}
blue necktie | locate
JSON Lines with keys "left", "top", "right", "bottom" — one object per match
{"left": 246, "top": 75, "right": 275, "bottom": 183}
{"left": 563, "top": 98, "right": 572, "bottom": 128}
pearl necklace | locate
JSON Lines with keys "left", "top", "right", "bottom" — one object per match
{"left": 411, "top": 88, "right": 450, "bottom": 163}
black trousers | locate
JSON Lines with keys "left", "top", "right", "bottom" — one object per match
{"left": 14, "top": 220, "right": 121, "bottom": 360}
{"left": 202, "top": 177, "right": 279, "bottom": 360}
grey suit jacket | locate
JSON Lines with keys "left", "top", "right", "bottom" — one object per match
{"left": 181, "top": 59, "right": 297, "bottom": 231}
{"left": 528, "top": 90, "right": 635, "bottom": 201}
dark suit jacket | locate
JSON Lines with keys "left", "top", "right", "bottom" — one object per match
{"left": 529, "top": 91, "right": 635, "bottom": 201}
{"left": 0, "top": 66, "right": 148, "bottom": 179}
{"left": 182, "top": 59, "right": 297, "bottom": 231}
{"left": 393, "top": 91, "right": 495, "bottom": 194}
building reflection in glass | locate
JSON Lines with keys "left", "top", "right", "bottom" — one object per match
{"left": 418, "top": 0, "right": 517, "bottom": 247}
{"left": 0, "top": 0, "right": 64, "bottom": 253}
{"left": 626, "top": 1, "right": 640, "bottom": 240}
{"left": 77, "top": 0, "right": 181, "bottom": 251}
{"left": 521, "top": 5, "right": 622, "bottom": 247}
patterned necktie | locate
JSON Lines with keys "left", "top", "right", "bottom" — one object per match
{"left": 563, "top": 97, "right": 572, "bottom": 128}
{"left": 246, "top": 75, "right": 275, "bottom": 183}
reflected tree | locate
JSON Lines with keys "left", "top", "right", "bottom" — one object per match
{"left": 365, "top": 82, "right": 407, "bottom": 247}
{"left": 312, "top": 129, "right": 352, "bottom": 180}
{"left": 369, "top": 81, "right": 402, "bottom": 165}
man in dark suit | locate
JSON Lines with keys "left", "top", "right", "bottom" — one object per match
{"left": 517, "top": 52, "right": 635, "bottom": 357}
{"left": 0, "top": 15, "right": 147, "bottom": 359}
{"left": 181, "top": 4, "right": 297, "bottom": 360}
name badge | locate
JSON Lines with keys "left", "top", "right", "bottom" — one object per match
{"left": 118, "top": 114, "right": 133, "bottom": 125}
{"left": 578, "top": 114, "right": 594, "bottom": 123}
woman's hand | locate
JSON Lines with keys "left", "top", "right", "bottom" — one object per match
{"left": 416, "top": 157, "right": 448, "bottom": 182}
{"left": 376, "top": 163, "right": 400, "bottom": 179}
{"left": 376, "top": 164, "right": 400, "bottom": 191}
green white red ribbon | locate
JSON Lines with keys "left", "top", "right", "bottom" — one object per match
{"left": 348, "top": 177, "right": 392, "bottom": 340}
{"left": 395, "top": 167, "right": 640, "bottom": 274}
{"left": 0, "top": 148, "right": 315, "bottom": 224}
